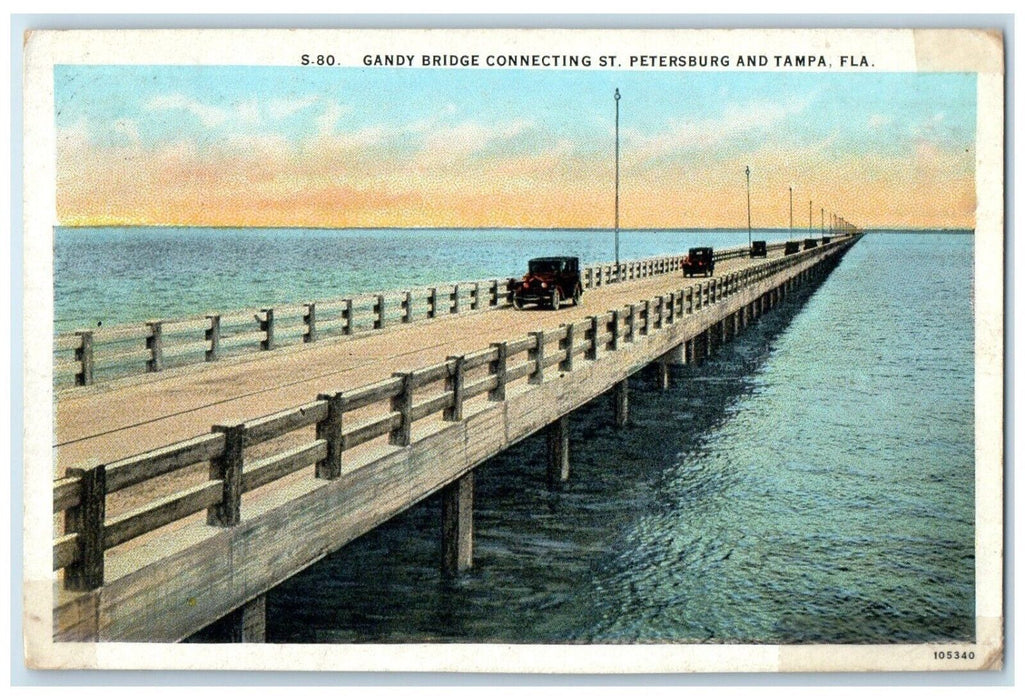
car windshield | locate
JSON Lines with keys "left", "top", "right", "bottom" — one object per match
{"left": 529, "top": 260, "right": 564, "bottom": 274}
{"left": 688, "top": 249, "right": 711, "bottom": 259}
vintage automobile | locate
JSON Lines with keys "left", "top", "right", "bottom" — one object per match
{"left": 511, "top": 256, "right": 582, "bottom": 309}
{"left": 682, "top": 247, "right": 715, "bottom": 277}
{"left": 750, "top": 240, "right": 767, "bottom": 258}
{"left": 784, "top": 241, "right": 801, "bottom": 255}
{"left": 822, "top": 236, "right": 831, "bottom": 244}
{"left": 804, "top": 238, "right": 819, "bottom": 250}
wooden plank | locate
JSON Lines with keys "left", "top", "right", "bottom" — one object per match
{"left": 342, "top": 412, "right": 402, "bottom": 449}
{"left": 104, "top": 480, "right": 224, "bottom": 551}
{"left": 105, "top": 433, "right": 226, "bottom": 494}
{"left": 505, "top": 336, "right": 536, "bottom": 356}
{"left": 93, "top": 347, "right": 152, "bottom": 365}
{"left": 461, "top": 346, "right": 498, "bottom": 371}
{"left": 340, "top": 376, "right": 404, "bottom": 411}
{"left": 410, "top": 359, "right": 457, "bottom": 390}
{"left": 160, "top": 339, "right": 213, "bottom": 358}
{"left": 243, "top": 400, "right": 329, "bottom": 446}
{"left": 54, "top": 334, "right": 81, "bottom": 352}
{"left": 242, "top": 440, "right": 328, "bottom": 493}
{"left": 54, "top": 476, "right": 81, "bottom": 512}
{"left": 410, "top": 391, "right": 454, "bottom": 422}
{"left": 53, "top": 533, "right": 79, "bottom": 571}
{"left": 462, "top": 374, "right": 498, "bottom": 401}
{"left": 92, "top": 325, "right": 149, "bottom": 345}
{"left": 505, "top": 361, "right": 533, "bottom": 384}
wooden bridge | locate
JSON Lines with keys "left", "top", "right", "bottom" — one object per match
{"left": 51, "top": 233, "right": 862, "bottom": 643}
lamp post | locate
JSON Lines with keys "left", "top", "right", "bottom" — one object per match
{"left": 745, "top": 166, "right": 752, "bottom": 249}
{"left": 789, "top": 185, "right": 793, "bottom": 230}
{"left": 808, "top": 200, "right": 812, "bottom": 232}
{"left": 614, "top": 88, "right": 621, "bottom": 281}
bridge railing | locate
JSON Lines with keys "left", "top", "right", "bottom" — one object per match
{"left": 53, "top": 235, "right": 858, "bottom": 593}
{"left": 55, "top": 246, "right": 773, "bottom": 389}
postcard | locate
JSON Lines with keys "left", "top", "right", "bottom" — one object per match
{"left": 21, "top": 26, "right": 1004, "bottom": 673}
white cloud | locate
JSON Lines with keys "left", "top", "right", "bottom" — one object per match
{"left": 868, "top": 114, "right": 892, "bottom": 129}
{"left": 145, "top": 94, "right": 229, "bottom": 128}
{"left": 268, "top": 95, "right": 320, "bottom": 120}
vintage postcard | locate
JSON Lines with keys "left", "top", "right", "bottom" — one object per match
{"left": 21, "top": 26, "right": 1004, "bottom": 673}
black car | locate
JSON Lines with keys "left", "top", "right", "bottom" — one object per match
{"left": 803, "top": 238, "right": 818, "bottom": 250}
{"left": 784, "top": 241, "right": 801, "bottom": 255}
{"left": 512, "top": 257, "right": 582, "bottom": 309}
{"left": 750, "top": 240, "right": 767, "bottom": 258}
{"left": 682, "top": 247, "right": 715, "bottom": 277}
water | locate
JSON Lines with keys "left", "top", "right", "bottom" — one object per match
{"left": 54, "top": 226, "right": 795, "bottom": 332}
{"left": 248, "top": 231, "right": 973, "bottom": 644}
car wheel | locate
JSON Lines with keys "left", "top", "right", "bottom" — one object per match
{"left": 513, "top": 295, "right": 523, "bottom": 310}
{"left": 573, "top": 285, "right": 582, "bottom": 306}
{"left": 551, "top": 288, "right": 561, "bottom": 310}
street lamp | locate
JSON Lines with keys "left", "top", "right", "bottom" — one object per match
{"left": 745, "top": 166, "right": 752, "bottom": 249}
{"left": 614, "top": 88, "right": 621, "bottom": 281}
{"left": 789, "top": 185, "right": 793, "bottom": 230}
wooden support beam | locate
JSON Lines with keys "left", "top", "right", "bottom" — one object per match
{"left": 303, "top": 303, "right": 317, "bottom": 343}
{"left": 441, "top": 471, "right": 474, "bottom": 575}
{"left": 145, "top": 322, "right": 163, "bottom": 372}
{"left": 63, "top": 461, "right": 105, "bottom": 591}
{"left": 208, "top": 424, "right": 244, "bottom": 527}
{"left": 210, "top": 594, "right": 267, "bottom": 643}
{"left": 656, "top": 357, "right": 670, "bottom": 391}
{"left": 75, "top": 331, "right": 94, "bottom": 386}
{"left": 614, "top": 379, "right": 629, "bottom": 427}
{"left": 546, "top": 415, "right": 570, "bottom": 485}
{"left": 205, "top": 315, "right": 220, "bottom": 361}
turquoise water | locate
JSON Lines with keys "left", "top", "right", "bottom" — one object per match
{"left": 251, "top": 232, "right": 974, "bottom": 644}
{"left": 54, "top": 226, "right": 798, "bottom": 332}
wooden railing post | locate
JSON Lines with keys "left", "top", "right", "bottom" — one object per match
{"left": 529, "top": 331, "right": 545, "bottom": 384}
{"left": 146, "top": 321, "right": 163, "bottom": 372}
{"left": 488, "top": 280, "right": 499, "bottom": 307}
{"left": 342, "top": 299, "right": 353, "bottom": 335}
{"left": 654, "top": 297, "right": 664, "bottom": 330}
{"left": 205, "top": 315, "right": 220, "bottom": 361}
{"left": 559, "top": 323, "right": 575, "bottom": 372}
{"left": 428, "top": 288, "right": 438, "bottom": 319}
{"left": 586, "top": 316, "right": 600, "bottom": 360}
{"left": 451, "top": 285, "right": 460, "bottom": 315}
{"left": 642, "top": 300, "right": 651, "bottom": 336}
{"left": 209, "top": 424, "right": 244, "bottom": 527}
{"left": 315, "top": 393, "right": 345, "bottom": 479}
{"left": 374, "top": 295, "right": 385, "bottom": 330}
{"left": 74, "top": 331, "right": 94, "bottom": 386}
{"left": 402, "top": 292, "right": 413, "bottom": 323}
{"left": 63, "top": 462, "right": 105, "bottom": 591}
{"left": 470, "top": 282, "right": 480, "bottom": 311}
{"left": 258, "top": 309, "right": 275, "bottom": 350}
{"left": 666, "top": 292, "right": 675, "bottom": 324}
{"left": 303, "top": 303, "right": 317, "bottom": 343}
{"left": 444, "top": 356, "right": 465, "bottom": 421}
{"left": 686, "top": 288, "right": 694, "bottom": 314}
{"left": 390, "top": 373, "right": 413, "bottom": 446}
{"left": 626, "top": 304, "right": 637, "bottom": 343}
{"left": 608, "top": 310, "right": 619, "bottom": 351}
{"left": 489, "top": 342, "right": 508, "bottom": 401}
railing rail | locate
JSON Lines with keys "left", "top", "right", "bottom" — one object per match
{"left": 53, "top": 234, "right": 860, "bottom": 589}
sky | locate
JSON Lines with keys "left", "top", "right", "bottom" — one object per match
{"left": 54, "top": 65, "right": 977, "bottom": 229}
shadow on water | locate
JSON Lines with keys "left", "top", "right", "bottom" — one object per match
{"left": 194, "top": 272, "right": 835, "bottom": 646}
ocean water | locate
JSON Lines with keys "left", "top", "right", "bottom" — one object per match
{"left": 54, "top": 226, "right": 798, "bottom": 332}
{"left": 246, "top": 231, "right": 973, "bottom": 644}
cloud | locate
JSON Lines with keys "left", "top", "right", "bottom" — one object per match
{"left": 628, "top": 97, "right": 812, "bottom": 162}
{"left": 868, "top": 114, "right": 892, "bottom": 129}
{"left": 268, "top": 95, "right": 320, "bottom": 120}
{"left": 145, "top": 94, "right": 229, "bottom": 128}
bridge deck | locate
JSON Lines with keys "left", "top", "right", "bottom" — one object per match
{"left": 55, "top": 248, "right": 784, "bottom": 472}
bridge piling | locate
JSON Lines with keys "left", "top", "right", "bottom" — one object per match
{"left": 441, "top": 471, "right": 474, "bottom": 575}
{"left": 547, "top": 415, "right": 570, "bottom": 485}
{"left": 614, "top": 379, "right": 629, "bottom": 427}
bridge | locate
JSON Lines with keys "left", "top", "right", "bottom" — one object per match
{"left": 51, "top": 233, "right": 862, "bottom": 643}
